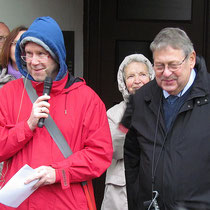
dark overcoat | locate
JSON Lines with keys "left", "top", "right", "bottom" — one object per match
{"left": 124, "top": 56, "right": 210, "bottom": 210}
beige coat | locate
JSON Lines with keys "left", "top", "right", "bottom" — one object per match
{"left": 101, "top": 54, "right": 154, "bottom": 210}
{"left": 101, "top": 101, "right": 128, "bottom": 210}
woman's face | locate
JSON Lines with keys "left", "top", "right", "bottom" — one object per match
{"left": 124, "top": 61, "right": 150, "bottom": 94}
{"left": 10, "top": 30, "right": 26, "bottom": 65}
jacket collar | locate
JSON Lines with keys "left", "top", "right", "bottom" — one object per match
{"left": 144, "top": 55, "right": 209, "bottom": 105}
{"left": 142, "top": 55, "right": 209, "bottom": 130}
{"left": 143, "top": 79, "right": 162, "bottom": 113}
{"left": 31, "top": 73, "right": 85, "bottom": 96}
{"left": 188, "top": 55, "right": 209, "bottom": 99}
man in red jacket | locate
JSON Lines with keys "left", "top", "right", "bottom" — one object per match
{"left": 0, "top": 16, "right": 113, "bottom": 210}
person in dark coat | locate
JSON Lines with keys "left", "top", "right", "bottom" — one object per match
{"left": 123, "top": 27, "right": 210, "bottom": 210}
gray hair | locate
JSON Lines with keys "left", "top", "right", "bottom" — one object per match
{"left": 117, "top": 54, "right": 155, "bottom": 102}
{"left": 150, "top": 27, "right": 194, "bottom": 57}
{"left": 120, "top": 54, "right": 155, "bottom": 81}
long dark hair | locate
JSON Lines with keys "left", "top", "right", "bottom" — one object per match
{"left": 0, "top": 25, "right": 27, "bottom": 68}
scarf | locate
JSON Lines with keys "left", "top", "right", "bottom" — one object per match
{"left": 7, "top": 62, "right": 22, "bottom": 79}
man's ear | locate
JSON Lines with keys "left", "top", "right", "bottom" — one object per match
{"left": 189, "top": 51, "right": 196, "bottom": 69}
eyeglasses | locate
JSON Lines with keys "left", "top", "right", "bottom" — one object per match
{"left": 153, "top": 55, "right": 188, "bottom": 73}
{"left": 0, "top": 36, "right": 7, "bottom": 43}
{"left": 21, "top": 54, "right": 50, "bottom": 63}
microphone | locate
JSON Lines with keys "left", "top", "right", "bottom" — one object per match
{"left": 37, "top": 77, "right": 53, "bottom": 128}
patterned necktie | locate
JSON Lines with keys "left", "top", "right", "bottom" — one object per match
{"left": 167, "top": 95, "right": 179, "bottom": 104}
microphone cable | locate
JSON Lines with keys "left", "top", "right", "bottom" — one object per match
{"left": 16, "top": 72, "right": 29, "bottom": 124}
{"left": 148, "top": 191, "right": 160, "bottom": 210}
{"left": 150, "top": 93, "right": 184, "bottom": 209}
{"left": 150, "top": 94, "right": 170, "bottom": 210}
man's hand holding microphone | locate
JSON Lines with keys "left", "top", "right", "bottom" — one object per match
{"left": 27, "top": 77, "right": 52, "bottom": 131}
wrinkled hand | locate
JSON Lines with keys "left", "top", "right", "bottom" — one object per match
{"left": 27, "top": 95, "right": 50, "bottom": 131}
{"left": 25, "top": 166, "right": 56, "bottom": 190}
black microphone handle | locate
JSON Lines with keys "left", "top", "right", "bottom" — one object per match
{"left": 37, "top": 116, "right": 45, "bottom": 128}
{"left": 37, "top": 95, "right": 48, "bottom": 128}
{"left": 37, "top": 77, "right": 52, "bottom": 128}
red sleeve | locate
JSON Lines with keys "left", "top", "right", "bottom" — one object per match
{"left": 0, "top": 119, "right": 33, "bottom": 161}
{"left": 0, "top": 84, "right": 34, "bottom": 162}
{"left": 51, "top": 91, "right": 113, "bottom": 189}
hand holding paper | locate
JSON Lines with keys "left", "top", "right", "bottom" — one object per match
{"left": 0, "top": 164, "right": 38, "bottom": 208}
{"left": 24, "top": 165, "right": 56, "bottom": 190}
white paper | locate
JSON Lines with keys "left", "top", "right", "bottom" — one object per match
{"left": 0, "top": 164, "right": 39, "bottom": 208}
